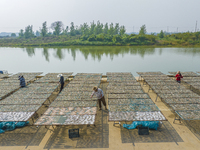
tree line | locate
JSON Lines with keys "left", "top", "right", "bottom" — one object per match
{"left": 18, "top": 21, "right": 126, "bottom": 38}
{"left": 1, "top": 21, "right": 200, "bottom": 46}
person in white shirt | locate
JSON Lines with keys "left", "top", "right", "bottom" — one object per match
{"left": 91, "top": 86, "right": 107, "bottom": 110}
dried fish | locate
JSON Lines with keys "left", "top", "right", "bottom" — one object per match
{"left": 137, "top": 72, "right": 164, "bottom": 75}
{"left": 108, "top": 94, "right": 149, "bottom": 99}
{"left": 106, "top": 72, "right": 132, "bottom": 76}
{"left": 50, "top": 100, "right": 97, "bottom": 107}
{"left": 158, "top": 93, "right": 200, "bottom": 98}
{"left": 154, "top": 89, "right": 193, "bottom": 94}
{"left": 34, "top": 115, "right": 95, "bottom": 125}
{"left": 44, "top": 107, "right": 97, "bottom": 115}
{"left": 0, "top": 105, "right": 41, "bottom": 112}
{"left": 108, "top": 82, "right": 140, "bottom": 86}
{"left": 106, "top": 89, "right": 143, "bottom": 94}
{"left": 107, "top": 85, "right": 141, "bottom": 90}
{"left": 168, "top": 72, "right": 198, "bottom": 77}
{"left": 76, "top": 73, "right": 102, "bottom": 76}
{"left": 109, "top": 104, "right": 159, "bottom": 112}
{"left": 108, "top": 99, "right": 154, "bottom": 105}
{"left": 165, "top": 98, "right": 200, "bottom": 104}
{"left": 169, "top": 104, "right": 200, "bottom": 111}
{"left": 109, "top": 111, "right": 166, "bottom": 121}
{"left": 176, "top": 110, "right": 200, "bottom": 120}
{"left": 35, "top": 73, "right": 72, "bottom": 82}
{"left": 0, "top": 112, "right": 35, "bottom": 121}
{"left": 0, "top": 98, "right": 47, "bottom": 105}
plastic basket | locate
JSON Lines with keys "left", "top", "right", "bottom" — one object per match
{"left": 68, "top": 128, "right": 80, "bottom": 138}
{"left": 138, "top": 126, "right": 149, "bottom": 135}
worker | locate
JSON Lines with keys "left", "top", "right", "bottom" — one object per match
{"left": 18, "top": 75, "right": 26, "bottom": 87}
{"left": 175, "top": 71, "right": 183, "bottom": 83}
{"left": 91, "top": 86, "right": 107, "bottom": 110}
{"left": 58, "top": 74, "right": 64, "bottom": 93}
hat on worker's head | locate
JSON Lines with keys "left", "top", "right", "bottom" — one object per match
{"left": 18, "top": 75, "right": 21, "bottom": 79}
{"left": 57, "top": 74, "right": 63, "bottom": 78}
{"left": 93, "top": 86, "right": 98, "bottom": 91}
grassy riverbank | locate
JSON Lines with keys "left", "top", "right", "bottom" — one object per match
{"left": 0, "top": 33, "right": 200, "bottom": 47}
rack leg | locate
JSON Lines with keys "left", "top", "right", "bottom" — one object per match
{"left": 155, "top": 95, "right": 158, "bottom": 102}
{"left": 173, "top": 116, "right": 181, "bottom": 124}
{"left": 113, "top": 121, "right": 121, "bottom": 126}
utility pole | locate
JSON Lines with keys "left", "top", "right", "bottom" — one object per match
{"left": 195, "top": 21, "right": 197, "bottom": 32}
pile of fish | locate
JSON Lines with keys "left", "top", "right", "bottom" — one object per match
{"left": 107, "top": 72, "right": 166, "bottom": 121}
{"left": 35, "top": 73, "right": 103, "bottom": 125}
{"left": 141, "top": 72, "right": 200, "bottom": 120}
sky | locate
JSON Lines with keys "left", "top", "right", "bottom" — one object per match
{"left": 0, "top": 0, "right": 199, "bottom": 33}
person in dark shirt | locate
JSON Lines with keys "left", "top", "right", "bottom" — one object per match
{"left": 58, "top": 74, "right": 64, "bottom": 93}
{"left": 175, "top": 71, "right": 183, "bottom": 83}
{"left": 18, "top": 75, "right": 26, "bottom": 87}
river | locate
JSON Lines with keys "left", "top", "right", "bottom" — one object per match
{"left": 0, "top": 46, "right": 200, "bottom": 76}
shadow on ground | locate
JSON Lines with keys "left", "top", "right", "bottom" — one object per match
{"left": 44, "top": 110, "right": 109, "bottom": 149}
{"left": 184, "top": 120, "right": 200, "bottom": 140}
{"left": 0, "top": 126, "right": 48, "bottom": 147}
{"left": 120, "top": 121, "right": 183, "bottom": 145}
{"left": 44, "top": 82, "right": 109, "bottom": 149}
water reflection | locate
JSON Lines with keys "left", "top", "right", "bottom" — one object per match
{"left": 42, "top": 48, "right": 49, "bottom": 62}
{"left": 53, "top": 48, "right": 65, "bottom": 60}
{"left": 174, "top": 48, "right": 200, "bottom": 56}
{"left": 23, "top": 46, "right": 159, "bottom": 61}
{"left": 23, "top": 47, "right": 35, "bottom": 57}
{"left": 22, "top": 47, "right": 200, "bottom": 62}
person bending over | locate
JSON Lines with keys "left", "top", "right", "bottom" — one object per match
{"left": 91, "top": 86, "right": 107, "bottom": 110}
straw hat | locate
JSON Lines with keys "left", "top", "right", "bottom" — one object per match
{"left": 93, "top": 86, "right": 97, "bottom": 91}
{"left": 57, "top": 74, "right": 63, "bottom": 78}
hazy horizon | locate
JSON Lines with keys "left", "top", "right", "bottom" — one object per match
{"left": 0, "top": 0, "right": 199, "bottom": 33}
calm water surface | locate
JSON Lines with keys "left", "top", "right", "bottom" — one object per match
{"left": 0, "top": 46, "right": 200, "bottom": 76}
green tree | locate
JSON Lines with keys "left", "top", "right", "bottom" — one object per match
{"left": 94, "top": 20, "right": 103, "bottom": 35}
{"left": 51, "top": 21, "right": 63, "bottom": 36}
{"left": 139, "top": 25, "right": 147, "bottom": 35}
{"left": 24, "top": 25, "right": 34, "bottom": 39}
{"left": 103, "top": 23, "right": 109, "bottom": 34}
{"left": 104, "top": 34, "right": 112, "bottom": 42}
{"left": 47, "top": 32, "right": 52, "bottom": 36}
{"left": 119, "top": 26, "right": 126, "bottom": 35}
{"left": 62, "top": 26, "right": 69, "bottom": 35}
{"left": 87, "top": 34, "right": 96, "bottom": 41}
{"left": 96, "top": 33, "right": 104, "bottom": 41}
{"left": 40, "top": 21, "right": 48, "bottom": 37}
{"left": 159, "top": 30, "right": 164, "bottom": 38}
{"left": 112, "top": 35, "right": 122, "bottom": 43}
{"left": 35, "top": 30, "right": 40, "bottom": 37}
{"left": 114, "top": 23, "right": 119, "bottom": 35}
{"left": 70, "top": 22, "right": 75, "bottom": 36}
{"left": 75, "top": 25, "right": 81, "bottom": 35}
{"left": 90, "top": 21, "right": 96, "bottom": 35}
{"left": 11, "top": 33, "right": 16, "bottom": 37}
{"left": 108, "top": 23, "right": 115, "bottom": 35}
{"left": 19, "top": 29, "right": 24, "bottom": 38}
{"left": 81, "top": 23, "right": 89, "bottom": 35}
